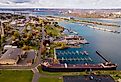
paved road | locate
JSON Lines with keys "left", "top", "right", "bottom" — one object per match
{"left": 31, "top": 26, "right": 45, "bottom": 82}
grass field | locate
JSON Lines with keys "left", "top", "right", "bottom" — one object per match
{"left": 0, "top": 70, "right": 33, "bottom": 82}
{"left": 39, "top": 77, "right": 62, "bottom": 82}
{"left": 0, "top": 68, "right": 120, "bottom": 82}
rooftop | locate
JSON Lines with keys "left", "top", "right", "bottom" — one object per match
{"left": 0, "top": 48, "right": 23, "bottom": 60}
{"left": 63, "top": 75, "right": 115, "bottom": 82}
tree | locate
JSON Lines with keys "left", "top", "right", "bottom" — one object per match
{"left": 1, "top": 36, "right": 5, "bottom": 43}
{"left": 53, "top": 22, "right": 58, "bottom": 27}
{"left": 22, "top": 45, "right": 31, "bottom": 50}
{"left": 13, "top": 31, "right": 20, "bottom": 38}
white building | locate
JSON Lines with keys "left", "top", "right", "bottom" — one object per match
{"left": 4, "top": 45, "right": 17, "bottom": 50}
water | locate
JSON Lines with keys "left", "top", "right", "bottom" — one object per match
{"left": 34, "top": 11, "right": 121, "bottom": 70}
{"left": 58, "top": 19, "right": 121, "bottom": 70}
{"left": 33, "top": 11, "right": 63, "bottom": 17}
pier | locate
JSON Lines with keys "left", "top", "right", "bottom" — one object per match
{"left": 87, "top": 25, "right": 120, "bottom": 34}
{"left": 58, "top": 57, "right": 93, "bottom": 61}
{"left": 56, "top": 51, "right": 89, "bottom": 56}
{"left": 65, "top": 28, "right": 78, "bottom": 35}
{"left": 96, "top": 51, "right": 109, "bottom": 62}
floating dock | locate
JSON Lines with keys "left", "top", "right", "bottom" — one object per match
{"left": 58, "top": 57, "right": 92, "bottom": 61}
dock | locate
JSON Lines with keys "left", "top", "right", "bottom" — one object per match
{"left": 56, "top": 51, "right": 89, "bottom": 56}
{"left": 96, "top": 51, "right": 109, "bottom": 62}
{"left": 65, "top": 28, "right": 79, "bottom": 35}
{"left": 56, "top": 50, "right": 93, "bottom": 63}
{"left": 58, "top": 57, "right": 93, "bottom": 61}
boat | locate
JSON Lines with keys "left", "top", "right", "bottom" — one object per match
{"left": 76, "top": 51, "right": 79, "bottom": 53}
{"left": 41, "top": 62, "right": 117, "bottom": 72}
{"left": 80, "top": 51, "right": 84, "bottom": 55}
{"left": 83, "top": 51, "right": 89, "bottom": 55}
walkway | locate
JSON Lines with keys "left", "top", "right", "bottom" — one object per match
{"left": 32, "top": 67, "right": 40, "bottom": 82}
{"left": 31, "top": 26, "right": 45, "bottom": 82}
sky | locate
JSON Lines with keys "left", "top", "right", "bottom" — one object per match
{"left": 0, "top": 0, "right": 121, "bottom": 9}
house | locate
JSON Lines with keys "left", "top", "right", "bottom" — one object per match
{"left": 0, "top": 48, "right": 24, "bottom": 65}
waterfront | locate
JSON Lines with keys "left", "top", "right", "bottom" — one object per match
{"left": 1, "top": 10, "right": 121, "bottom": 70}
{"left": 33, "top": 11, "right": 121, "bottom": 70}
{"left": 0, "top": 9, "right": 121, "bottom": 81}
{"left": 58, "top": 19, "right": 121, "bottom": 70}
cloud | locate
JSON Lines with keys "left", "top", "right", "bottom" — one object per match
{"left": 0, "top": 0, "right": 121, "bottom": 9}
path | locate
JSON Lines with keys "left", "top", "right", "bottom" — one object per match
{"left": 32, "top": 67, "right": 41, "bottom": 82}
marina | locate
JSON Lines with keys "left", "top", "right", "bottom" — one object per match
{"left": 41, "top": 48, "right": 117, "bottom": 72}
{"left": 58, "top": 20, "right": 121, "bottom": 70}
{"left": 56, "top": 50, "right": 92, "bottom": 62}
{"left": 41, "top": 17, "right": 119, "bottom": 71}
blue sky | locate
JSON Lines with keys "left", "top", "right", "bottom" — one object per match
{"left": 0, "top": 0, "right": 121, "bottom": 9}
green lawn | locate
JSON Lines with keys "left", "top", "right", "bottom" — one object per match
{"left": 45, "top": 25, "right": 62, "bottom": 37}
{"left": 0, "top": 70, "right": 33, "bottom": 82}
{"left": 39, "top": 77, "right": 62, "bottom": 82}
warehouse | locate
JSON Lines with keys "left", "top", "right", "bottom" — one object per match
{"left": 0, "top": 48, "right": 24, "bottom": 65}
